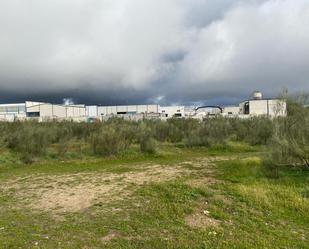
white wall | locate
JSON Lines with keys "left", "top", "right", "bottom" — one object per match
{"left": 97, "top": 105, "right": 159, "bottom": 116}
{"left": 127, "top": 105, "right": 138, "bottom": 113}
{"left": 249, "top": 99, "right": 287, "bottom": 117}
{"left": 39, "top": 104, "right": 53, "bottom": 117}
{"left": 99, "top": 106, "right": 117, "bottom": 115}
{"left": 26, "top": 105, "right": 40, "bottom": 113}
{"left": 159, "top": 106, "right": 185, "bottom": 118}
{"left": 0, "top": 103, "right": 26, "bottom": 114}
{"left": 222, "top": 106, "right": 239, "bottom": 117}
{"left": 0, "top": 113, "right": 15, "bottom": 121}
{"left": 196, "top": 107, "right": 221, "bottom": 116}
{"left": 249, "top": 100, "right": 268, "bottom": 116}
{"left": 223, "top": 106, "right": 239, "bottom": 115}
{"left": 25, "top": 101, "right": 46, "bottom": 108}
{"left": 268, "top": 100, "right": 287, "bottom": 117}
{"left": 51, "top": 105, "right": 67, "bottom": 118}
{"left": 137, "top": 105, "right": 147, "bottom": 113}
{"left": 27, "top": 103, "right": 86, "bottom": 119}
{"left": 117, "top": 106, "right": 127, "bottom": 113}
{"left": 146, "top": 105, "right": 159, "bottom": 113}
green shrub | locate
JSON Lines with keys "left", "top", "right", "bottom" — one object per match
{"left": 262, "top": 158, "right": 279, "bottom": 179}
{"left": 152, "top": 120, "right": 170, "bottom": 142}
{"left": 89, "top": 126, "right": 130, "bottom": 156}
{"left": 231, "top": 118, "right": 273, "bottom": 146}
{"left": 264, "top": 99, "right": 309, "bottom": 171}
{"left": 138, "top": 123, "right": 157, "bottom": 154}
{"left": 246, "top": 117, "right": 273, "bottom": 146}
{"left": 6, "top": 122, "right": 53, "bottom": 163}
{"left": 140, "top": 135, "right": 157, "bottom": 154}
{"left": 166, "top": 119, "right": 185, "bottom": 143}
{"left": 184, "top": 118, "right": 231, "bottom": 147}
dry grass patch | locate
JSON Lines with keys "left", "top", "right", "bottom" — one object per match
{"left": 210, "top": 194, "right": 233, "bottom": 206}
{"left": 186, "top": 207, "right": 221, "bottom": 229}
{"left": 101, "top": 231, "right": 125, "bottom": 243}
{"left": 0, "top": 164, "right": 192, "bottom": 215}
{"left": 0, "top": 156, "right": 234, "bottom": 216}
{"left": 180, "top": 156, "right": 233, "bottom": 167}
{"left": 34, "top": 183, "right": 125, "bottom": 213}
{"left": 186, "top": 177, "right": 219, "bottom": 188}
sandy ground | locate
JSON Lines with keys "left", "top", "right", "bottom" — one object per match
{"left": 0, "top": 156, "right": 234, "bottom": 229}
{"left": 1, "top": 164, "right": 193, "bottom": 214}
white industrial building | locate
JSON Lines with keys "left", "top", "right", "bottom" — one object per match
{"left": 222, "top": 106, "right": 240, "bottom": 116}
{"left": 86, "top": 105, "right": 186, "bottom": 120}
{"left": 26, "top": 102, "right": 86, "bottom": 121}
{"left": 0, "top": 91, "right": 287, "bottom": 122}
{"left": 195, "top": 106, "right": 222, "bottom": 117}
{"left": 0, "top": 103, "right": 27, "bottom": 121}
{"left": 159, "top": 106, "right": 185, "bottom": 118}
{"left": 238, "top": 92, "right": 287, "bottom": 117}
{"left": 183, "top": 92, "right": 286, "bottom": 119}
{"left": 0, "top": 101, "right": 86, "bottom": 122}
{"left": 86, "top": 104, "right": 160, "bottom": 121}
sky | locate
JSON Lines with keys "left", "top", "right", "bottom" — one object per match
{"left": 0, "top": 0, "right": 309, "bottom": 106}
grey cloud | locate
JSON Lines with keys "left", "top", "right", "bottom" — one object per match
{"left": 0, "top": 0, "right": 308, "bottom": 106}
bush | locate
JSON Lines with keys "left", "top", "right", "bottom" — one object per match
{"left": 231, "top": 118, "right": 273, "bottom": 146}
{"left": 138, "top": 123, "right": 157, "bottom": 154}
{"left": 246, "top": 117, "right": 273, "bottom": 146}
{"left": 184, "top": 118, "right": 231, "bottom": 147}
{"left": 166, "top": 119, "right": 185, "bottom": 143}
{"left": 140, "top": 135, "right": 157, "bottom": 154}
{"left": 152, "top": 120, "right": 170, "bottom": 142}
{"left": 262, "top": 158, "right": 279, "bottom": 178}
{"left": 264, "top": 99, "right": 309, "bottom": 170}
{"left": 6, "top": 122, "right": 53, "bottom": 163}
{"left": 89, "top": 125, "right": 131, "bottom": 156}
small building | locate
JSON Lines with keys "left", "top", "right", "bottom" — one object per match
{"left": 159, "top": 106, "right": 185, "bottom": 118}
{"left": 222, "top": 106, "right": 240, "bottom": 116}
{"left": 239, "top": 92, "right": 287, "bottom": 117}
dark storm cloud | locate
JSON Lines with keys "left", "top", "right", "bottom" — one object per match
{"left": 0, "top": 0, "right": 308, "bottom": 106}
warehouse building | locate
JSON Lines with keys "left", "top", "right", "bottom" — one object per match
{"left": 222, "top": 106, "right": 240, "bottom": 116}
{"left": 188, "top": 91, "right": 287, "bottom": 118}
{"left": 159, "top": 106, "right": 185, "bottom": 118}
{"left": 86, "top": 105, "right": 186, "bottom": 120}
{"left": 0, "top": 103, "right": 27, "bottom": 121}
{"left": 86, "top": 104, "right": 160, "bottom": 121}
{"left": 238, "top": 92, "right": 287, "bottom": 117}
{"left": 0, "top": 101, "right": 86, "bottom": 122}
{"left": 98, "top": 104, "right": 159, "bottom": 116}
{"left": 27, "top": 102, "right": 86, "bottom": 121}
{"left": 0, "top": 91, "right": 287, "bottom": 122}
{"left": 87, "top": 104, "right": 159, "bottom": 117}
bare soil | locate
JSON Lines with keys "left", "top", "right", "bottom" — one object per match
{"left": 0, "top": 156, "right": 232, "bottom": 215}
{"left": 1, "top": 164, "right": 191, "bottom": 214}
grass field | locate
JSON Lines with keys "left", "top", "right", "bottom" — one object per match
{"left": 0, "top": 143, "right": 308, "bottom": 249}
